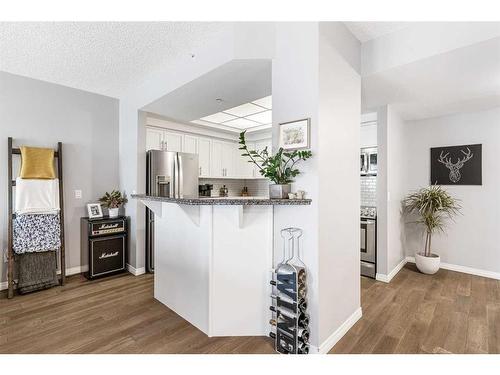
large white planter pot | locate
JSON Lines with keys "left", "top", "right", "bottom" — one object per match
{"left": 415, "top": 252, "right": 440, "bottom": 275}
{"left": 108, "top": 208, "right": 119, "bottom": 218}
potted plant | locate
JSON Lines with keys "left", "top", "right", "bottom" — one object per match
{"left": 239, "top": 131, "right": 312, "bottom": 198}
{"left": 403, "top": 185, "right": 461, "bottom": 274}
{"left": 99, "top": 190, "right": 128, "bottom": 218}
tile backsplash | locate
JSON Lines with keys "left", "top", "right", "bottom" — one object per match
{"left": 361, "top": 175, "right": 377, "bottom": 207}
{"left": 199, "top": 178, "right": 269, "bottom": 197}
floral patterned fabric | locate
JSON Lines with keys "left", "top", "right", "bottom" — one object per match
{"left": 13, "top": 214, "right": 61, "bottom": 254}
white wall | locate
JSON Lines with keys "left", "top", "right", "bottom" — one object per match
{"left": 272, "top": 22, "right": 321, "bottom": 349}
{"left": 272, "top": 22, "right": 361, "bottom": 351}
{"left": 402, "top": 108, "right": 500, "bottom": 274}
{"left": 0, "top": 71, "right": 119, "bottom": 283}
{"left": 377, "top": 105, "right": 406, "bottom": 276}
{"left": 317, "top": 22, "right": 361, "bottom": 347}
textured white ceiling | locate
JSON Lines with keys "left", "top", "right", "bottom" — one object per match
{"left": 344, "top": 22, "right": 411, "bottom": 43}
{"left": 0, "top": 22, "right": 232, "bottom": 98}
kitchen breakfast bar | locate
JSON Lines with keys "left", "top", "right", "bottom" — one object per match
{"left": 133, "top": 195, "right": 311, "bottom": 337}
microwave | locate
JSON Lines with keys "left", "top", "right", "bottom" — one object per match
{"left": 360, "top": 147, "right": 377, "bottom": 175}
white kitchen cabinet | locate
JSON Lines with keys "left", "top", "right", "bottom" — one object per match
{"left": 183, "top": 135, "right": 198, "bottom": 154}
{"left": 211, "top": 140, "right": 237, "bottom": 178}
{"left": 146, "top": 127, "right": 165, "bottom": 151}
{"left": 198, "top": 138, "right": 211, "bottom": 177}
{"left": 164, "top": 131, "right": 183, "bottom": 152}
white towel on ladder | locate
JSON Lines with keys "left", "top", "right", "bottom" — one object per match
{"left": 15, "top": 178, "right": 60, "bottom": 215}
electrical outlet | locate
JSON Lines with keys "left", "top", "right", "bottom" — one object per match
{"left": 74, "top": 190, "right": 82, "bottom": 199}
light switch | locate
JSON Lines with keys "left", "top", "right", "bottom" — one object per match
{"left": 75, "top": 190, "right": 82, "bottom": 199}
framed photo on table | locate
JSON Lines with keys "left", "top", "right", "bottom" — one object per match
{"left": 279, "top": 118, "right": 310, "bottom": 150}
{"left": 87, "top": 203, "right": 103, "bottom": 219}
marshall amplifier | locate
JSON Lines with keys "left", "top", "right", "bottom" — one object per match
{"left": 81, "top": 217, "right": 128, "bottom": 279}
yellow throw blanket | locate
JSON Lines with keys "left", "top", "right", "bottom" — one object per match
{"left": 20, "top": 146, "right": 56, "bottom": 179}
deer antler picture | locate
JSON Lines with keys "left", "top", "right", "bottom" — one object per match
{"left": 437, "top": 147, "right": 474, "bottom": 183}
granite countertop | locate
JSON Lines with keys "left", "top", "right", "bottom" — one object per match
{"left": 132, "top": 194, "right": 312, "bottom": 206}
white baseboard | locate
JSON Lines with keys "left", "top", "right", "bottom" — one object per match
{"left": 65, "top": 265, "right": 88, "bottom": 276}
{"left": 310, "top": 307, "right": 363, "bottom": 354}
{"left": 406, "top": 256, "right": 500, "bottom": 280}
{"left": 376, "top": 257, "right": 407, "bottom": 283}
{"left": 127, "top": 264, "right": 146, "bottom": 276}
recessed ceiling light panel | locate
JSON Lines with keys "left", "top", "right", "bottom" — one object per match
{"left": 223, "top": 102, "right": 265, "bottom": 117}
{"left": 252, "top": 96, "right": 272, "bottom": 109}
{"left": 200, "top": 112, "right": 237, "bottom": 124}
{"left": 222, "top": 117, "right": 261, "bottom": 129}
{"left": 245, "top": 110, "right": 272, "bottom": 124}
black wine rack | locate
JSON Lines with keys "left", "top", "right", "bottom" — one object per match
{"left": 269, "top": 227, "right": 309, "bottom": 354}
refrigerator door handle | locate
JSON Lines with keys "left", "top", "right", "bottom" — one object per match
{"left": 178, "top": 153, "right": 184, "bottom": 198}
{"left": 170, "top": 154, "right": 176, "bottom": 198}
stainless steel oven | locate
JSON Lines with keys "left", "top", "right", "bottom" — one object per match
{"left": 360, "top": 206, "right": 377, "bottom": 278}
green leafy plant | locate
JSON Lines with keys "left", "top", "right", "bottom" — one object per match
{"left": 99, "top": 190, "right": 128, "bottom": 209}
{"left": 403, "top": 185, "right": 461, "bottom": 257}
{"left": 239, "top": 131, "right": 312, "bottom": 184}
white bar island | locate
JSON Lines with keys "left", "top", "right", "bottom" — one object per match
{"left": 133, "top": 195, "right": 311, "bottom": 337}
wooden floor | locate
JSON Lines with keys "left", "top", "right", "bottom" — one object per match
{"left": 0, "top": 273, "right": 274, "bottom": 354}
{"left": 330, "top": 264, "right": 500, "bottom": 354}
{"left": 1, "top": 264, "right": 499, "bottom": 354}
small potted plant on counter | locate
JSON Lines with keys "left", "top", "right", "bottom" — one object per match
{"left": 403, "top": 185, "right": 461, "bottom": 274}
{"left": 239, "top": 131, "right": 312, "bottom": 199}
{"left": 99, "top": 190, "right": 128, "bottom": 218}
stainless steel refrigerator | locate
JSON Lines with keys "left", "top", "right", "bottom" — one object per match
{"left": 146, "top": 150, "right": 199, "bottom": 272}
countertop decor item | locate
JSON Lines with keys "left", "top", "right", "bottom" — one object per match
{"left": 278, "top": 118, "right": 310, "bottom": 150}
{"left": 219, "top": 185, "right": 228, "bottom": 197}
{"left": 239, "top": 131, "right": 312, "bottom": 199}
{"left": 403, "top": 185, "right": 461, "bottom": 274}
{"left": 99, "top": 190, "right": 128, "bottom": 218}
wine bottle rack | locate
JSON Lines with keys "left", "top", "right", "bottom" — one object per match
{"left": 269, "top": 227, "right": 310, "bottom": 354}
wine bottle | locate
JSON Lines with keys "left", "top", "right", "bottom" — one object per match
{"left": 298, "top": 284, "right": 307, "bottom": 299}
{"left": 298, "top": 314, "right": 310, "bottom": 328}
{"left": 298, "top": 269, "right": 306, "bottom": 284}
{"left": 297, "top": 342, "right": 309, "bottom": 354}
{"left": 298, "top": 298, "right": 307, "bottom": 312}
{"left": 269, "top": 331, "right": 276, "bottom": 339}
{"left": 269, "top": 318, "right": 277, "bottom": 326}
{"left": 298, "top": 327, "right": 310, "bottom": 343}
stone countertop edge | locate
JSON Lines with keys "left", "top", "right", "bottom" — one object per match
{"left": 131, "top": 194, "right": 312, "bottom": 206}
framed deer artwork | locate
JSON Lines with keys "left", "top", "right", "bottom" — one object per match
{"left": 430, "top": 144, "right": 482, "bottom": 185}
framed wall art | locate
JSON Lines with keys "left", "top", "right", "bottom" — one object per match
{"left": 278, "top": 118, "right": 310, "bottom": 150}
{"left": 430, "top": 144, "right": 482, "bottom": 185}
{"left": 87, "top": 203, "right": 104, "bottom": 219}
